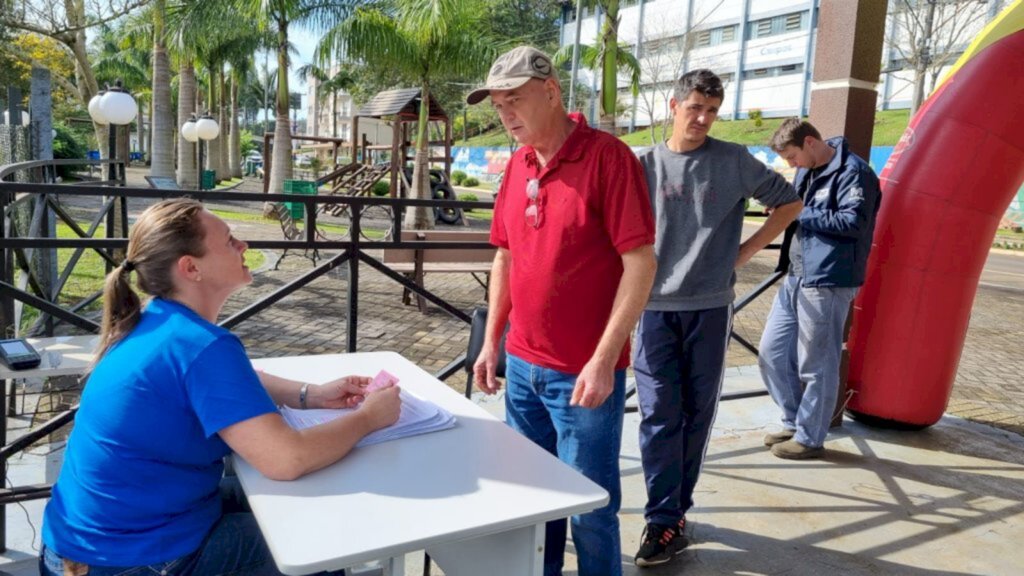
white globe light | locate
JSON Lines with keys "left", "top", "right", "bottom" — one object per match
{"left": 181, "top": 120, "right": 198, "bottom": 143}
{"left": 2, "top": 110, "right": 31, "bottom": 125}
{"left": 88, "top": 93, "right": 107, "bottom": 124}
{"left": 98, "top": 90, "right": 138, "bottom": 125}
{"left": 196, "top": 117, "right": 220, "bottom": 140}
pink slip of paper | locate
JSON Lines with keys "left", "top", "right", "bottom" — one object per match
{"left": 367, "top": 369, "right": 399, "bottom": 392}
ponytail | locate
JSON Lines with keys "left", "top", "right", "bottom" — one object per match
{"left": 95, "top": 263, "right": 142, "bottom": 362}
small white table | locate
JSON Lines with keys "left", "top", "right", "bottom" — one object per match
{"left": 0, "top": 335, "right": 99, "bottom": 381}
{"left": 0, "top": 335, "right": 99, "bottom": 418}
{"left": 237, "top": 352, "right": 608, "bottom": 576}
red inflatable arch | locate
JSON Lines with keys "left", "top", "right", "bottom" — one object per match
{"left": 846, "top": 5, "right": 1024, "bottom": 427}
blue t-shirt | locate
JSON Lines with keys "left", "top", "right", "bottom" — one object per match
{"left": 42, "top": 298, "right": 277, "bottom": 566}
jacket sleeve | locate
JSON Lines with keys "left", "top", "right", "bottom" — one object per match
{"left": 797, "top": 167, "right": 878, "bottom": 239}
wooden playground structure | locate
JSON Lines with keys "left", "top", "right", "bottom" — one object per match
{"left": 261, "top": 88, "right": 461, "bottom": 224}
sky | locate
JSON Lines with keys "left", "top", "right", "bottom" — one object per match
{"left": 255, "top": 28, "right": 318, "bottom": 121}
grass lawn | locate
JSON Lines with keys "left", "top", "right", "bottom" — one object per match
{"left": 458, "top": 109, "right": 912, "bottom": 149}
{"left": 210, "top": 208, "right": 388, "bottom": 240}
{"left": 621, "top": 109, "right": 911, "bottom": 147}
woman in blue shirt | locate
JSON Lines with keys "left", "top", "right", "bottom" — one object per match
{"left": 39, "top": 199, "right": 401, "bottom": 576}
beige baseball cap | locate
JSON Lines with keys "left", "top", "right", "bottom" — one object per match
{"left": 466, "top": 46, "right": 555, "bottom": 105}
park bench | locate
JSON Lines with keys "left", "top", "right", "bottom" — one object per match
{"left": 382, "top": 230, "right": 495, "bottom": 311}
{"left": 268, "top": 202, "right": 322, "bottom": 270}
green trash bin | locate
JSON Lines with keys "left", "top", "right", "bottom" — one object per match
{"left": 201, "top": 170, "right": 216, "bottom": 190}
{"left": 283, "top": 180, "right": 317, "bottom": 219}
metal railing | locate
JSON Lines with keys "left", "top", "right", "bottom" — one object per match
{"left": 0, "top": 165, "right": 790, "bottom": 550}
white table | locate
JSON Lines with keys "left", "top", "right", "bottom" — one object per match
{"left": 0, "top": 335, "right": 99, "bottom": 381}
{"left": 237, "top": 352, "right": 609, "bottom": 576}
{"left": 0, "top": 335, "right": 99, "bottom": 419}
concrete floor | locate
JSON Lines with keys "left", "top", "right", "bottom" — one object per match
{"left": 3, "top": 368, "right": 1022, "bottom": 576}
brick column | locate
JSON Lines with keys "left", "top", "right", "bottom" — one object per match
{"left": 807, "top": 1, "right": 887, "bottom": 159}
{"left": 807, "top": 1, "right": 887, "bottom": 426}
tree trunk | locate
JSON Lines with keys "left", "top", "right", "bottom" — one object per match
{"left": 149, "top": 0, "right": 174, "bottom": 177}
{"left": 404, "top": 82, "right": 434, "bottom": 230}
{"left": 230, "top": 74, "right": 242, "bottom": 178}
{"left": 219, "top": 66, "right": 229, "bottom": 179}
{"left": 267, "top": 21, "right": 293, "bottom": 195}
{"left": 177, "top": 62, "right": 198, "bottom": 188}
{"left": 599, "top": 1, "right": 621, "bottom": 134}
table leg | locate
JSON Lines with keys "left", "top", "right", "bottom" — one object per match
{"left": 426, "top": 522, "right": 544, "bottom": 576}
{"left": 1, "top": 377, "right": 7, "bottom": 552}
{"left": 382, "top": 555, "right": 405, "bottom": 576}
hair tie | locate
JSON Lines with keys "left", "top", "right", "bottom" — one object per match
{"left": 122, "top": 260, "right": 135, "bottom": 273}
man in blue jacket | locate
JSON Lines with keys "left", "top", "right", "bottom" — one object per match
{"left": 759, "top": 118, "right": 881, "bottom": 460}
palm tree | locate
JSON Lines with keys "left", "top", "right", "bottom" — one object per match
{"left": 220, "top": 0, "right": 358, "bottom": 195}
{"left": 91, "top": 22, "right": 149, "bottom": 164}
{"left": 559, "top": 0, "right": 636, "bottom": 132}
{"left": 553, "top": 37, "right": 639, "bottom": 132}
{"left": 150, "top": 0, "right": 175, "bottom": 178}
{"left": 321, "top": 0, "right": 500, "bottom": 229}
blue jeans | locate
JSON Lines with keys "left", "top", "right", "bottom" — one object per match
{"left": 633, "top": 307, "right": 731, "bottom": 526}
{"left": 505, "top": 354, "right": 625, "bottom": 576}
{"left": 759, "top": 275, "right": 858, "bottom": 448}
{"left": 40, "top": 477, "right": 344, "bottom": 576}
{"left": 40, "top": 513, "right": 283, "bottom": 576}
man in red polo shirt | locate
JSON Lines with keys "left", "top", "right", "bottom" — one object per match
{"left": 469, "top": 46, "right": 657, "bottom": 576}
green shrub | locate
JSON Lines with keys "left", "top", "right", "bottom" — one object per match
{"left": 462, "top": 177, "right": 479, "bottom": 187}
{"left": 371, "top": 180, "right": 390, "bottom": 196}
{"left": 52, "top": 122, "right": 89, "bottom": 178}
{"left": 451, "top": 170, "right": 467, "bottom": 184}
{"left": 749, "top": 108, "right": 763, "bottom": 128}
{"left": 458, "top": 193, "right": 478, "bottom": 212}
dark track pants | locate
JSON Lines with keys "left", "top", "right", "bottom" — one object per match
{"left": 633, "top": 307, "right": 730, "bottom": 525}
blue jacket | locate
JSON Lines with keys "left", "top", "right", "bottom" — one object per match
{"left": 792, "top": 137, "right": 881, "bottom": 287}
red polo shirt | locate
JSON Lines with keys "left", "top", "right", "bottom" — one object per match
{"left": 491, "top": 113, "right": 654, "bottom": 374}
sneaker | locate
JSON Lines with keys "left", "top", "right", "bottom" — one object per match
{"left": 763, "top": 430, "right": 795, "bottom": 447}
{"left": 771, "top": 439, "right": 825, "bottom": 460}
{"left": 634, "top": 519, "right": 689, "bottom": 567}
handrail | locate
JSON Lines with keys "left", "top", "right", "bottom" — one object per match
{"left": 0, "top": 158, "right": 117, "bottom": 180}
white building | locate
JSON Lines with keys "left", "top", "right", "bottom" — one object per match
{"left": 559, "top": 0, "right": 1004, "bottom": 129}
{"left": 305, "top": 72, "right": 392, "bottom": 148}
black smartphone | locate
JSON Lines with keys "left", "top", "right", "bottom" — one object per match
{"left": 0, "top": 338, "right": 42, "bottom": 370}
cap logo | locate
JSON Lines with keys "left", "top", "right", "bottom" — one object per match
{"left": 531, "top": 55, "right": 551, "bottom": 76}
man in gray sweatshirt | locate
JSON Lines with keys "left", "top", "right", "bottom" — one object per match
{"left": 632, "top": 69, "right": 802, "bottom": 568}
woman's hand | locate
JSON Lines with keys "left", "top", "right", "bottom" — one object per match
{"left": 357, "top": 385, "right": 402, "bottom": 431}
{"left": 311, "top": 376, "right": 371, "bottom": 409}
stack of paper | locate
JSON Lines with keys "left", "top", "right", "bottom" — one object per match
{"left": 280, "top": 389, "right": 456, "bottom": 447}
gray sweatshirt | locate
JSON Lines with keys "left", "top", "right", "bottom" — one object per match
{"left": 638, "top": 139, "right": 798, "bottom": 311}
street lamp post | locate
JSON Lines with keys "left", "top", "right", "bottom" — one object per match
{"left": 181, "top": 114, "right": 199, "bottom": 189}
{"left": 87, "top": 80, "right": 138, "bottom": 183}
{"left": 196, "top": 113, "right": 220, "bottom": 190}
{"left": 181, "top": 112, "right": 219, "bottom": 190}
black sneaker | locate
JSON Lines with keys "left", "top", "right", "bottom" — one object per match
{"left": 634, "top": 518, "right": 689, "bottom": 567}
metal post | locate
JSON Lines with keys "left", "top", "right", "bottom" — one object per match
{"left": 568, "top": 0, "right": 584, "bottom": 110}
{"left": 198, "top": 139, "right": 205, "bottom": 191}
{"left": 107, "top": 124, "right": 117, "bottom": 182}
{"left": 346, "top": 203, "right": 361, "bottom": 352}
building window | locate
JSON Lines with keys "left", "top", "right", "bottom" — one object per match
{"left": 785, "top": 12, "right": 803, "bottom": 32}
{"left": 720, "top": 25, "right": 736, "bottom": 43}
{"left": 742, "top": 63, "right": 804, "bottom": 79}
{"left": 694, "top": 23, "right": 738, "bottom": 48}
{"left": 747, "top": 11, "right": 808, "bottom": 39}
